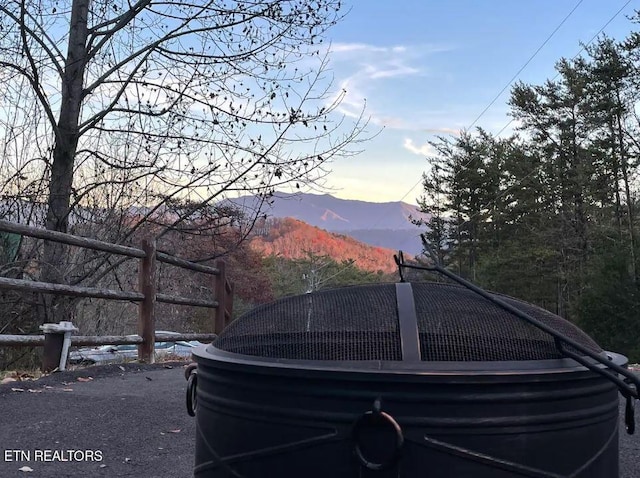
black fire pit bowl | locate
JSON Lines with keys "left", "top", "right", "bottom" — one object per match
{"left": 188, "top": 280, "right": 634, "bottom": 478}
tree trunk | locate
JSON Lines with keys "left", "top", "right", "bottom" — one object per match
{"left": 40, "top": 0, "right": 90, "bottom": 321}
{"left": 615, "top": 90, "right": 638, "bottom": 284}
{"left": 608, "top": 118, "right": 624, "bottom": 241}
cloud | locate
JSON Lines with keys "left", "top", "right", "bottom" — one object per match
{"left": 330, "top": 78, "right": 367, "bottom": 120}
{"left": 326, "top": 46, "right": 422, "bottom": 125}
{"left": 325, "top": 41, "right": 456, "bottom": 131}
{"left": 422, "top": 127, "right": 461, "bottom": 135}
{"left": 329, "top": 42, "right": 449, "bottom": 57}
{"left": 372, "top": 115, "right": 408, "bottom": 129}
{"left": 329, "top": 42, "right": 423, "bottom": 83}
{"left": 365, "top": 63, "right": 420, "bottom": 80}
{"left": 403, "top": 138, "right": 437, "bottom": 157}
{"left": 329, "top": 42, "right": 407, "bottom": 55}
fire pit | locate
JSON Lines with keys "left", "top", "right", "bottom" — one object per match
{"left": 187, "top": 265, "right": 638, "bottom": 477}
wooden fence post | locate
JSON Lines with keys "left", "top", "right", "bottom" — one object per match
{"left": 214, "top": 260, "right": 226, "bottom": 334}
{"left": 225, "top": 280, "right": 234, "bottom": 326}
{"left": 138, "top": 238, "right": 157, "bottom": 363}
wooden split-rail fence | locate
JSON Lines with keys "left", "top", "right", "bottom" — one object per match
{"left": 0, "top": 219, "right": 234, "bottom": 370}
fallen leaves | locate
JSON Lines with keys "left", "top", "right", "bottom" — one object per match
{"left": 11, "top": 385, "right": 71, "bottom": 393}
{"left": 1, "top": 370, "right": 40, "bottom": 384}
{"left": 5, "top": 375, "right": 94, "bottom": 393}
{"left": 160, "top": 428, "right": 181, "bottom": 436}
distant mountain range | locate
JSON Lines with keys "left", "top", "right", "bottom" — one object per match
{"left": 226, "top": 193, "right": 430, "bottom": 254}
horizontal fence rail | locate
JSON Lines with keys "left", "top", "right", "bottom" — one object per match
{"left": 0, "top": 276, "right": 145, "bottom": 301}
{"left": 0, "top": 333, "right": 218, "bottom": 347}
{"left": 0, "top": 220, "right": 234, "bottom": 370}
{"left": 0, "top": 219, "right": 145, "bottom": 258}
{"left": 156, "top": 251, "right": 220, "bottom": 275}
{"left": 155, "top": 293, "right": 218, "bottom": 308}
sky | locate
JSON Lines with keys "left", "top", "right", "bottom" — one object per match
{"left": 315, "top": 0, "right": 638, "bottom": 205}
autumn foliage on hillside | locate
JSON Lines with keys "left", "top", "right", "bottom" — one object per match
{"left": 249, "top": 218, "right": 398, "bottom": 273}
{"left": 151, "top": 226, "right": 276, "bottom": 306}
{"left": 106, "top": 221, "right": 276, "bottom": 329}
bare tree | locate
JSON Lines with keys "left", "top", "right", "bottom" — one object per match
{"left": 0, "top": 0, "right": 366, "bottom": 302}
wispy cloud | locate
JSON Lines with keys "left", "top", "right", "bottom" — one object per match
{"left": 365, "top": 62, "right": 420, "bottom": 80}
{"left": 422, "top": 127, "right": 461, "bottom": 136}
{"left": 329, "top": 42, "right": 448, "bottom": 57}
{"left": 403, "top": 138, "right": 437, "bottom": 157}
{"left": 326, "top": 42, "right": 454, "bottom": 131}
{"left": 329, "top": 43, "right": 389, "bottom": 54}
{"left": 332, "top": 78, "right": 367, "bottom": 120}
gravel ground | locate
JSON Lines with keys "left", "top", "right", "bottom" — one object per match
{"left": 0, "top": 362, "right": 196, "bottom": 478}
{"left": 0, "top": 364, "right": 638, "bottom": 477}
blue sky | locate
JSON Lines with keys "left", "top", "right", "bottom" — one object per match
{"left": 318, "top": 0, "right": 637, "bottom": 204}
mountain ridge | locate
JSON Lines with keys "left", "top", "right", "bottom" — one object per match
{"left": 226, "top": 193, "right": 429, "bottom": 254}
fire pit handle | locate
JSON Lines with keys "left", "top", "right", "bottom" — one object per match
{"left": 626, "top": 395, "right": 635, "bottom": 434}
{"left": 186, "top": 366, "right": 198, "bottom": 417}
{"left": 394, "top": 236, "right": 640, "bottom": 410}
{"left": 352, "top": 399, "right": 404, "bottom": 471}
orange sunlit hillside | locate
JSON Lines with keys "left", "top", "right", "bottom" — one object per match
{"left": 249, "top": 218, "right": 399, "bottom": 274}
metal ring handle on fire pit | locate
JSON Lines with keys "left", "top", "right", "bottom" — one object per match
{"left": 186, "top": 366, "right": 198, "bottom": 417}
{"left": 352, "top": 400, "right": 404, "bottom": 471}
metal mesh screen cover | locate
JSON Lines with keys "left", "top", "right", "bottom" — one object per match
{"left": 412, "top": 283, "right": 603, "bottom": 361}
{"left": 214, "top": 282, "right": 603, "bottom": 362}
{"left": 214, "top": 284, "right": 402, "bottom": 360}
